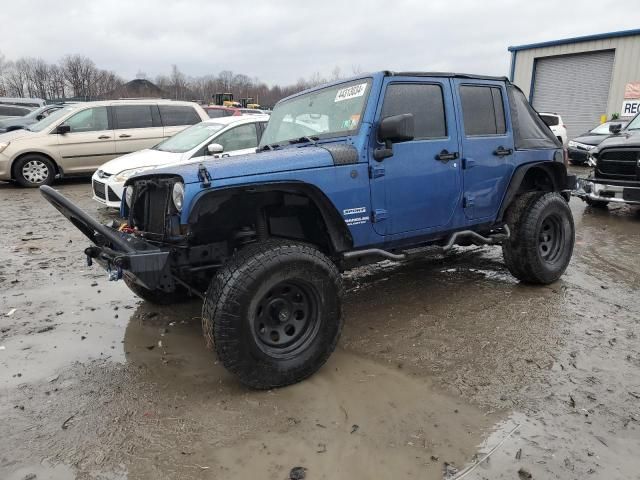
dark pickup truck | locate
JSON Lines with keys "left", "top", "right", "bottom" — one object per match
{"left": 576, "top": 114, "right": 640, "bottom": 207}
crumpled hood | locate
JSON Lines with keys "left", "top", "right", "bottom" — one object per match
{"left": 100, "top": 149, "right": 184, "bottom": 174}
{"left": 148, "top": 146, "right": 337, "bottom": 184}
{"left": 0, "top": 128, "right": 38, "bottom": 142}
{"left": 572, "top": 133, "right": 607, "bottom": 146}
{"left": 595, "top": 130, "right": 640, "bottom": 151}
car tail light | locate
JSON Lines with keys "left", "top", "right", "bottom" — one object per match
{"left": 563, "top": 147, "right": 569, "bottom": 166}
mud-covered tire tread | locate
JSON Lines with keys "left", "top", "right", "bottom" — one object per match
{"left": 123, "top": 274, "right": 191, "bottom": 305}
{"left": 13, "top": 154, "right": 56, "bottom": 187}
{"left": 502, "top": 192, "right": 574, "bottom": 285}
{"left": 202, "top": 239, "right": 344, "bottom": 389}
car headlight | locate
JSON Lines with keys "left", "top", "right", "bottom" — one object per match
{"left": 568, "top": 140, "right": 577, "bottom": 148}
{"left": 114, "top": 167, "right": 149, "bottom": 182}
{"left": 0, "top": 141, "right": 9, "bottom": 153}
{"left": 125, "top": 186, "right": 133, "bottom": 207}
{"left": 172, "top": 182, "right": 185, "bottom": 212}
{"left": 586, "top": 144, "right": 596, "bottom": 150}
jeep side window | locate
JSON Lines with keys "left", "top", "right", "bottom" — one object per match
{"left": 380, "top": 83, "right": 447, "bottom": 139}
{"left": 459, "top": 85, "right": 506, "bottom": 136}
{"left": 215, "top": 123, "right": 259, "bottom": 151}
{"left": 61, "top": 107, "right": 109, "bottom": 133}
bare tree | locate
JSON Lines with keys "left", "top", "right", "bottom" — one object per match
{"left": 169, "top": 65, "right": 187, "bottom": 100}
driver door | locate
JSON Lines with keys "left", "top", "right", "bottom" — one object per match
{"left": 56, "top": 106, "right": 116, "bottom": 173}
{"left": 369, "top": 77, "right": 462, "bottom": 236}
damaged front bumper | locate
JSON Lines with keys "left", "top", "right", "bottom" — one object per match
{"left": 40, "top": 185, "right": 176, "bottom": 292}
{"left": 574, "top": 177, "right": 640, "bottom": 205}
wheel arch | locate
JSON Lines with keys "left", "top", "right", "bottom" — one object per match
{"left": 498, "top": 161, "right": 569, "bottom": 222}
{"left": 187, "top": 181, "right": 354, "bottom": 254}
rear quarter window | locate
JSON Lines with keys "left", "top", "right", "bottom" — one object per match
{"left": 460, "top": 85, "right": 506, "bottom": 136}
{"left": 540, "top": 114, "right": 559, "bottom": 127}
{"left": 160, "top": 105, "right": 201, "bottom": 126}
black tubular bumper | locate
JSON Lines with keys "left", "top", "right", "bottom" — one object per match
{"left": 39, "top": 186, "right": 173, "bottom": 291}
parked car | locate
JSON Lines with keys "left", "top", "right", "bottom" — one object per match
{"left": 0, "top": 100, "right": 208, "bottom": 187}
{"left": 0, "top": 105, "right": 32, "bottom": 121}
{"left": 92, "top": 115, "right": 269, "bottom": 208}
{"left": 567, "top": 121, "right": 629, "bottom": 165}
{"left": 575, "top": 114, "right": 640, "bottom": 208}
{"left": 0, "top": 97, "right": 46, "bottom": 108}
{"left": 539, "top": 112, "right": 568, "bottom": 145}
{"left": 42, "top": 71, "right": 575, "bottom": 389}
{"left": 0, "top": 104, "right": 69, "bottom": 133}
{"left": 203, "top": 105, "right": 241, "bottom": 118}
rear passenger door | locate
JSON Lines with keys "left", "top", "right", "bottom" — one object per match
{"left": 453, "top": 80, "right": 515, "bottom": 220}
{"left": 112, "top": 104, "right": 163, "bottom": 154}
{"left": 160, "top": 105, "right": 202, "bottom": 138}
{"left": 370, "top": 77, "right": 461, "bottom": 235}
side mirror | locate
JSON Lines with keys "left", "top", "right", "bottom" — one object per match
{"left": 609, "top": 123, "right": 622, "bottom": 134}
{"left": 374, "top": 113, "right": 414, "bottom": 161}
{"left": 207, "top": 143, "right": 224, "bottom": 154}
{"left": 378, "top": 114, "right": 414, "bottom": 143}
{"left": 36, "top": 114, "right": 45, "bottom": 121}
{"left": 56, "top": 124, "right": 71, "bottom": 135}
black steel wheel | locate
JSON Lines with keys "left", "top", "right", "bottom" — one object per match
{"left": 503, "top": 192, "right": 575, "bottom": 284}
{"left": 202, "top": 239, "right": 343, "bottom": 389}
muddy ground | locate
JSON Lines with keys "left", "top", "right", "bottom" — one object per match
{"left": 1, "top": 166, "right": 639, "bottom": 480}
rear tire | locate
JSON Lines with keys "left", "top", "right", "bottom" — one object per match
{"left": 123, "top": 274, "right": 192, "bottom": 305}
{"left": 502, "top": 192, "right": 575, "bottom": 284}
{"left": 14, "top": 154, "right": 56, "bottom": 187}
{"left": 202, "top": 239, "right": 344, "bottom": 389}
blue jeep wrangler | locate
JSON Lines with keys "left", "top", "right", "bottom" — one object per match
{"left": 41, "top": 71, "right": 576, "bottom": 388}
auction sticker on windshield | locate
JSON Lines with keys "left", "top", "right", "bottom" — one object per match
{"left": 335, "top": 83, "right": 368, "bottom": 102}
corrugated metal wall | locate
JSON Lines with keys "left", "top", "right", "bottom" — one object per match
{"left": 512, "top": 34, "right": 640, "bottom": 120}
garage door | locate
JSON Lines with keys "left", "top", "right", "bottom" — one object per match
{"left": 532, "top": 50, "right": 615, "bottom": 140}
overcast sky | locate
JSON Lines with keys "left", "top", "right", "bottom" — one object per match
{"left": 1, "top": 0, "right": 635, "bottom": 86}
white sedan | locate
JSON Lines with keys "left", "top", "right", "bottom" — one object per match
{"left": 91, "top": 115, "right": 269, "bottom": 208}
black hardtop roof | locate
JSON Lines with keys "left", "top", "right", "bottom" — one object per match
{"left": 388, "top": 71, "right": 510, "bottom": 82}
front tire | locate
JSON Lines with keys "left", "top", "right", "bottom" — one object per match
{"left": 502, "top": 192, "right": 575, "bottom": 284}
{"left": 14, "top": 154, "right": 56, "bottom": 187}
{"left": 202, "top": 240, "right": 344, "bottom": 389}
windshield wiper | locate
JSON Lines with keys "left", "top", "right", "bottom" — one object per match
{"left": 289, "top": 136, "right": 319, "bottom": 145}
{"left": 259, "top": 143, "right": 281, "bottom": 151}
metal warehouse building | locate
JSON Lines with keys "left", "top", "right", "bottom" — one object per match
{"left": 509, "top": 28, "right": 640, "bottom": 140}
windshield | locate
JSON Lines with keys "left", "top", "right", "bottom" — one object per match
{"left": 259, "top": 78, "right": 372, "bottom": 147}
{"left": 28, "top": 106, "right": 78, "bottom": 132}
{"left": 627, "top": 114, "right": 640, "bottom": 130}
{"left": 153, "top": 121, "right": 225, "bottom": 153}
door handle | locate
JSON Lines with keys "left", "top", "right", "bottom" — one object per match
{"left": 119, "top": 134, "right": 132, "bottom": 138}
{"left": 435, "top": 150, "right": 459, "bottom": 162}
{"left": 98, "top": 135, "right": 111, "bottom": 140}
{"left": 493, "top": 146, "right": 513, "bottom": 157}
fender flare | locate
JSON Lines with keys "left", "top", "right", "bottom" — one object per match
{"left": 187, "top": 181, "right": 354, "bottom": 253}
{"left": 497, "top": 161, "right": 569, "bottom": 222}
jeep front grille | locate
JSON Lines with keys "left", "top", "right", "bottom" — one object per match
{"left": 597, "top": 149, "right": 639, "bottom": 180}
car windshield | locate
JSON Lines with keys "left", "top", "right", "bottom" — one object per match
{"left": 259, "top": 78, "right": 372, "bottom": 147}
{"left": 626, "top": 114, "right": 640, "bottom": 130}
{"left": 153, "top": 121, "right": 225, "bottom": 153}
{"left": 28, "top": 106, "right": 78, "bottom": 132}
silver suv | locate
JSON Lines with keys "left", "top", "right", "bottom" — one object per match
{"left": 0, "top": 99, "right": 208, "bottom": 187}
